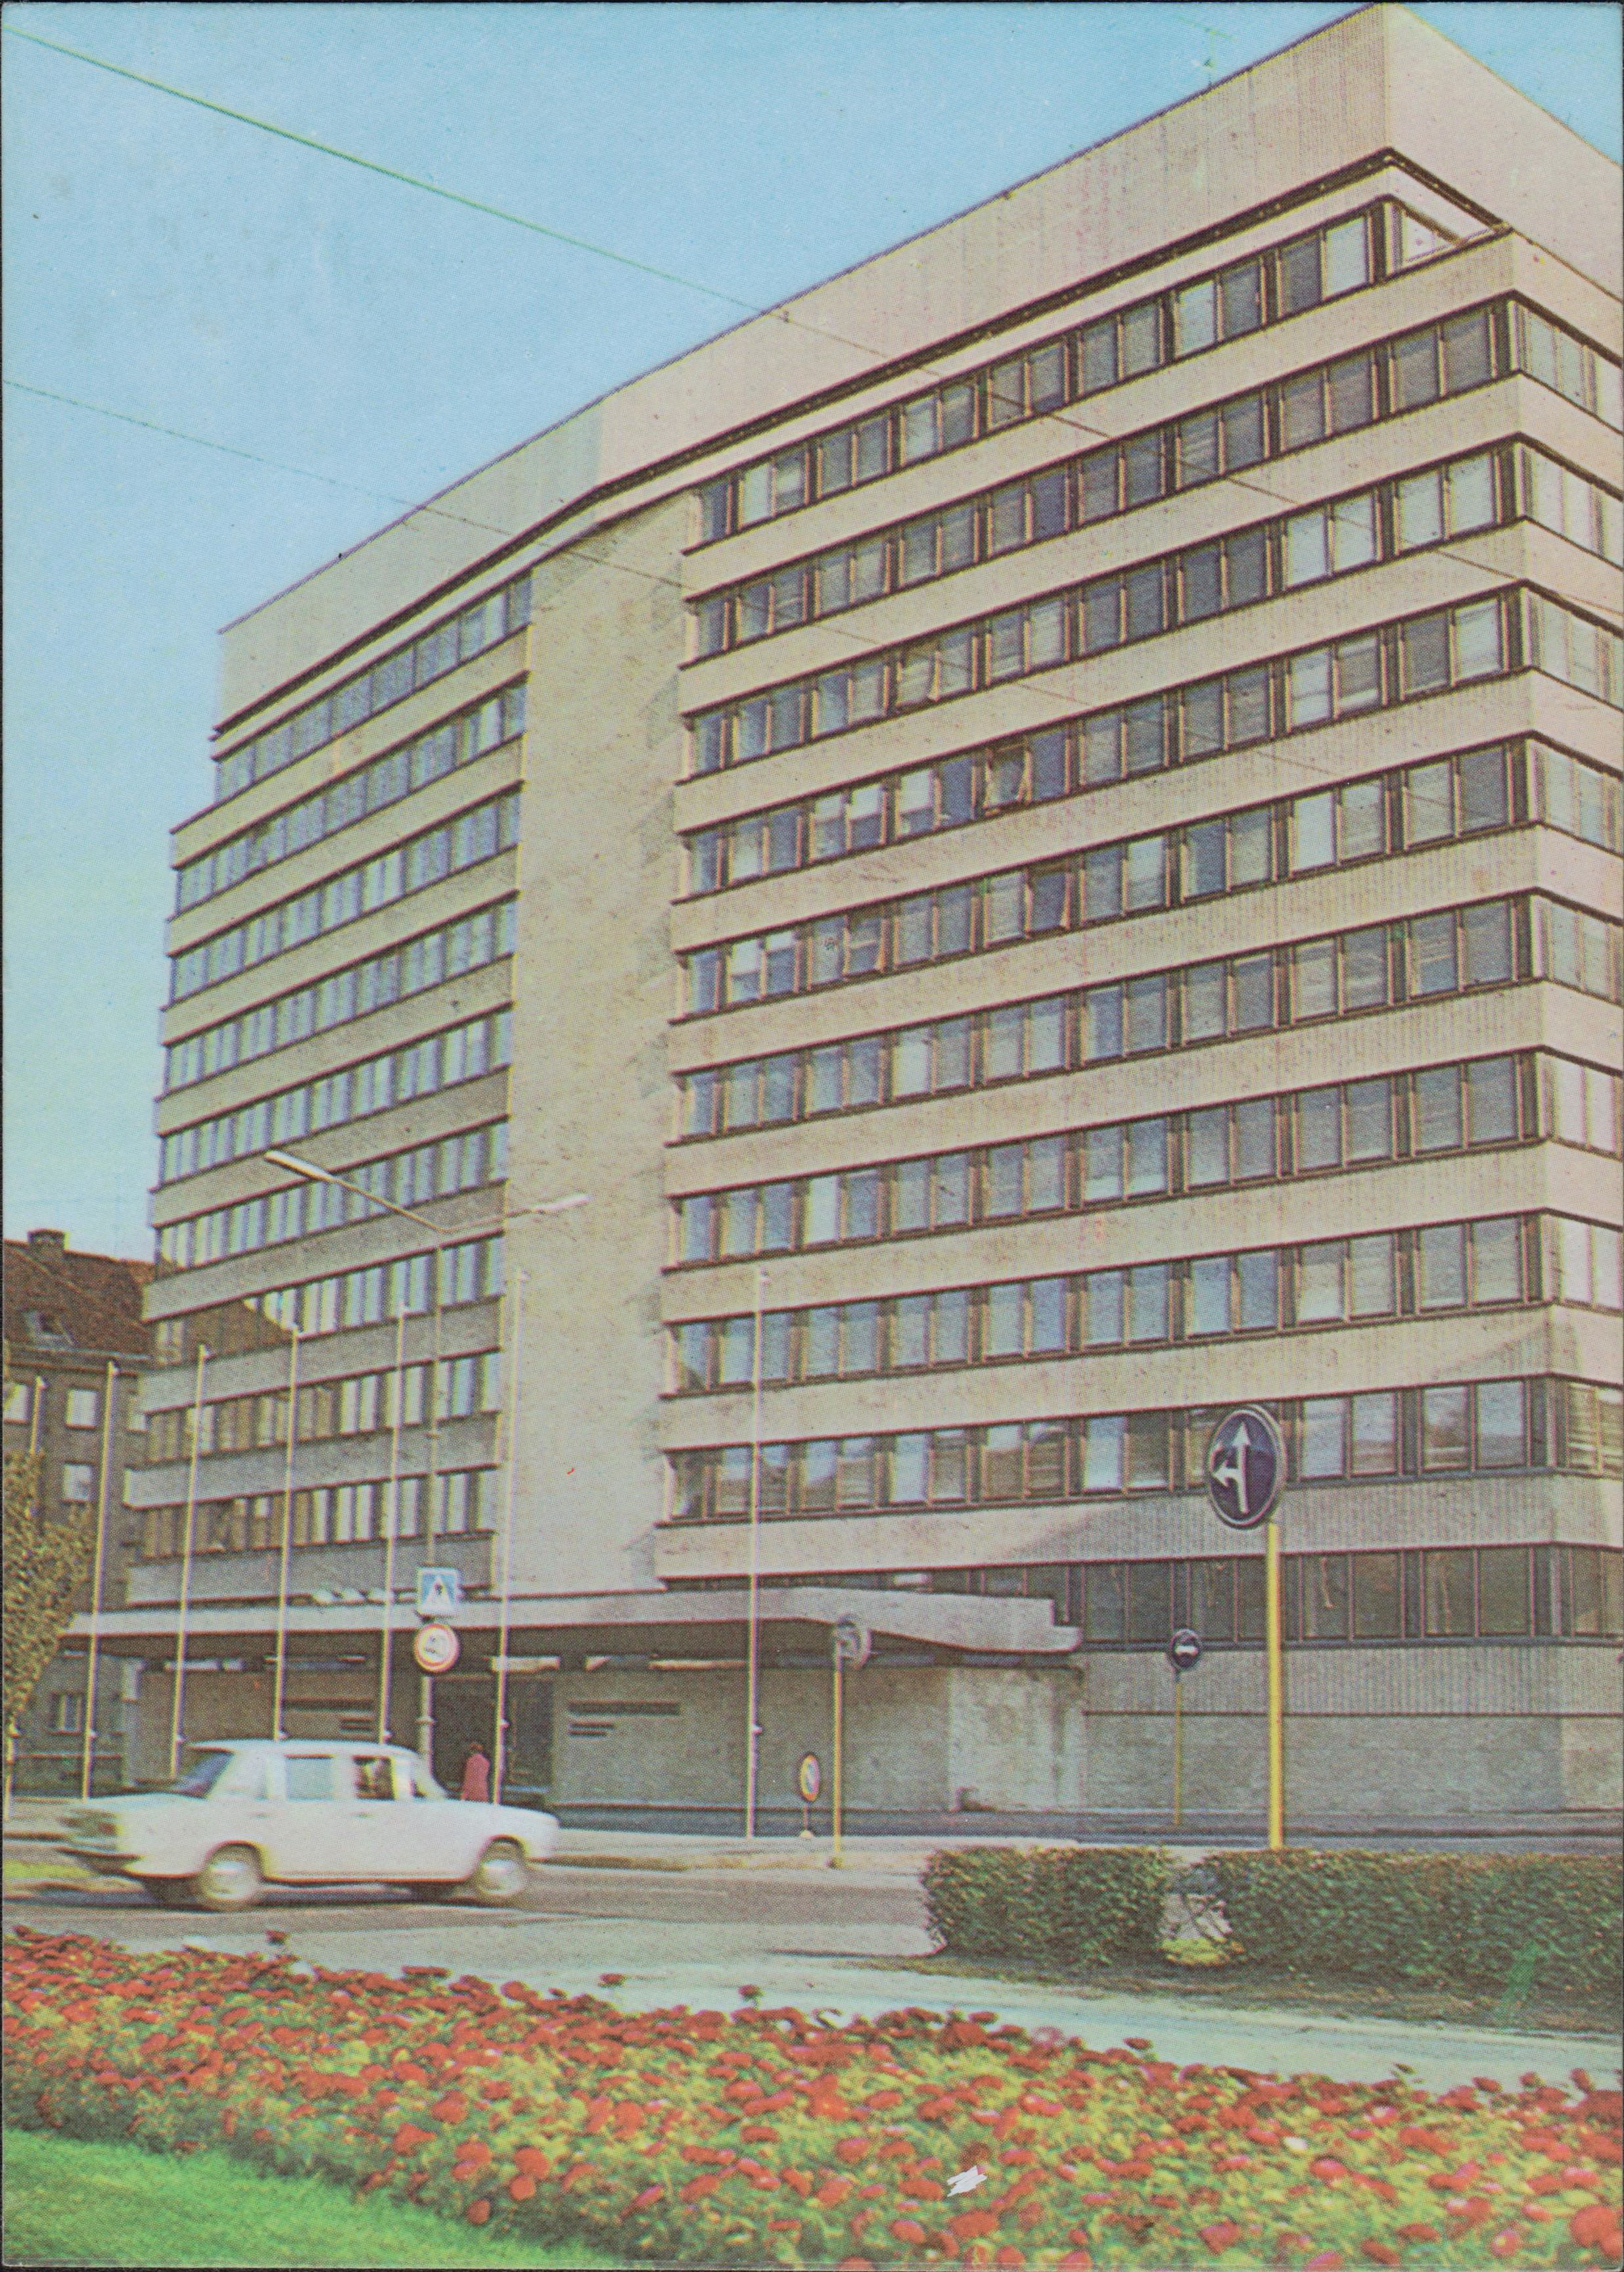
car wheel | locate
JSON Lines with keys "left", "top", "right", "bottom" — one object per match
{"left": 469, "top": 1839, "right": 528, "bottom": 1906}
{"left": 405, "top": 1881, "right": 458, "bottom": 1903}
{"left": 189, "top": 1844, "right": 264, "bottom": 1912}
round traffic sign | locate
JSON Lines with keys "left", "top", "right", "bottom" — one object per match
{"left": 1205, "top": 1406, "right": 1286, "bottom": 1529}
{"left": 412, "top": 1621, "right": 461, "bottom": 1675}
{"left": 831, "top": 1616, "right": 871, "bottom": 1668}
{"left": 797, "top": 1752, "right": 822, "bottom": 1804}
{"left": 1168, "top": 1628, "right": 1203, "bottom": 1674}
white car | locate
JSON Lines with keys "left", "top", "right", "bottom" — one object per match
{"left": 62, "top": 1740, "right": 558, "bottom": 1911}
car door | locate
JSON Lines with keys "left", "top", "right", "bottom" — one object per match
{"left": 342, "top": 1751, "right": 418, "bottom": 1882}
{"left": 267, "top": 1749, "right": 352, "bottom": 1880}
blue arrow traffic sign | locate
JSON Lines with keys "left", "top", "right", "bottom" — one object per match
{"left": 1205, "top": 1406, "right": 1286, "bottom": 1530}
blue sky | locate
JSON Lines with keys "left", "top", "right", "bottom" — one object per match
{"left": 4, "top": 1, "right": 1619, "bottom": 1256}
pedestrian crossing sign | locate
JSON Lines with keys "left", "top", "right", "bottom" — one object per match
{"left": 415, "top": 1566, "right": 463, "bottom": 1618}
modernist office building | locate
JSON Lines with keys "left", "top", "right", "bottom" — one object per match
{"left": 111, "top": 6, "right": 1621, "bottom": 1824}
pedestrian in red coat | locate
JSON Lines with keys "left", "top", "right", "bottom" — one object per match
{"left": 459, "top": 1741, "right": 490, "bottom": 1803}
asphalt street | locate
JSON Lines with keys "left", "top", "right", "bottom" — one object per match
{"left": 7, "top": 1860, "right": 1619, "bottom": 2095}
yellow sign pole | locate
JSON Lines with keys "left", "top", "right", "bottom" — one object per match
{"left": 1172, "top": 1670, "right": 1184, "bottom": 1831}
{"left": 1264, "top": 1515, "right": 1285, "bottom": 1850}
{"left": 829, "top": 1644, "right": 844, "bottom": 1870}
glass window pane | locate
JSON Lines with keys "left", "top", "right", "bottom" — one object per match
{"left": 1085, "top": 1565, "right": 1125, "bottom": 1642}
{"left": 1476, "top": 1379, "right": 1526, "bottom": 1468}
{"left": 1236, "top": 1249, "right": 1278, "bottom": 1330}
{"left": 1127, "top": 1561, "right": 1171, "bottom": 1640}
{"left": 1422, "top": 1384, "right": 1471, "bottom": 1469}
{"left": 1303, "top": 1553, "right": 1350, "bottom": 1639}
{"left": 1299, "top": 1398, "right": 1346, "bottom": 1478}
{"left": 1083, "top": 1413, "right": 1124, "bottom": 1492}
{"left": 1086, "top": 1271, "right": 1124, "bottom": 1346}
{"left": 1127, "top": 1264, "right": 1169, "bottom": 1343}
{"left": 1414, "top": 1065, "right": 1463, "bottom": 1152}
{"left": 1471, "top": 1217, "right": 1522, "bottom": 1304}
{"left": 1424, "top": 1548, "right": 1475, "bottom": 1632}
{"left": 1085, "top": 1125, "right": 1123, "bottom": 1203}
{"left": 1351, "top": 1391, "right": 1397, "bottom": 1474}
{"left": 1352, "top": 1553, "right": 1401, "bottom": 1638}
{"left": 1418, "top": 1222, "right": 1466, "bottom": 1308}
{"left": 1349, "top": 1233, "right": 1395, "bottom": 1316}
{"left": 1184, "top": 1106, "right": 1229, "bottom": 1188}
{"left": 1297, "top": 1241, "right": 1345, "bottom": 1323}
{"left": 1234, "top": 1098, "right": 1276, "bottom": 1181}
{"left": 1410, "top": 912, "right": 1458, "bottom": 995}
{"left": 1478, "top": 1547, "right": 1529, "bottom": 1635}
{"left": 1188, "top": 1254, "right": 1231, "bottom": 1337}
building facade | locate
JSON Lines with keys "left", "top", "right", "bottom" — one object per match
{"left": 109, "top": 7, "right": 1621, "bottom": 1825}
{"left": 3, "top": 1229, "right": 152, "bottom": 1791}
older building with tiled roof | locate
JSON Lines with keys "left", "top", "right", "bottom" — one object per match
{"left": 4, "top": 1228, "right": 154, "bottom": 1789}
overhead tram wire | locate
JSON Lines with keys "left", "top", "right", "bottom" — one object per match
{"left": 12, "top": 22, "right": 1617, "bottom": 792}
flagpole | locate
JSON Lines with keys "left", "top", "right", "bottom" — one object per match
{"left": 376, "top": 1307, "right": 407, "bottom": 1745}
{"left": 80, "top": 1359, "right": 118, "bottom": 1801}
{"left": 743, "top": 1266, "right": 766, "bottom": 1840}
{"left": 167, "top": 1344, "right": 209, "bottom": 1780}
{"left": 492, "top": 1271, "right": 526, "bottom": 1803}
{"left": 270, "top": 1327, "right": 300, "bottom": 1740}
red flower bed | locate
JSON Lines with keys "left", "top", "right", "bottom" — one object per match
{"left": 4, "top": 1927, "right": 1619, "bottom": 2267}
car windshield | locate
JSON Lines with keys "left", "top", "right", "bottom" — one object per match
{"left": 169, "top": 1749, "right": 233, "bottom": 1798}
{"left": 409, "top": 1759, "right": 450, "bottom": 1801}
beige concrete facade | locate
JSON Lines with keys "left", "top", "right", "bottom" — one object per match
{"left": 106, "top": 7, "right": 1621, "bottom": 1823}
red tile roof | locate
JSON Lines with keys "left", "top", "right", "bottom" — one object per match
{"left": 3, "top": 1233, "right": 152, "bottom": 1365}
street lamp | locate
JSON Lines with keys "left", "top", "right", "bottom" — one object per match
{"left": 260, "top": 1149, "right": 586, "bottom": 1764}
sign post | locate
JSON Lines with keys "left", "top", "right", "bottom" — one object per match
{"left": 1205, "top": 1406, "right": 1286, "bottom": 1851}
{"left": 1166, "top": 1628, "right": 1201, "bottom": 1829}
{"left": 413, "top": 1567, "right": 463, "bottom": 1774}
{"left": 829, "top": 1617, "right": 869, "bottom": 1870}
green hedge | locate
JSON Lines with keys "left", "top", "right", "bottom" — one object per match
{"left": 1207, "top": 1849, "right": 1623, "bottom": 1999}
{"left": 922, "top": 1845, "right": 1169, "bottom": 1970}
{"left": 921, "top": 1845, "right": 1622, "bottom": 2002}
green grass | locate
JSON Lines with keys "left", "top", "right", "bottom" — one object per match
{"left": 1, "top": 2127, "right": 620, "bottom": 2269}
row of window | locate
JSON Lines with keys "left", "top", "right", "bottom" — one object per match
{"left": 163, "top": 900, "right": 515, "bottom": 1097}
{"left": 693, "top": 312, "right": 1525, "bottom": 655}
{"left": 139, "top": 1467, "right": 497, "bottom": 1561}
{"left": 687, "top": 820, "right": 1543, "bottom": 1008}
{"left": 691, "top": 506, "right": 1531, "bottom": 766}
{"left": 668, "top": 1215, "right": 1620, "bottom": 1394}
{"left": 1525, "top": 591, "right": 1624, "bottom": 706}
{"left": 666, "top": 1377, "right": 1623, "bottom": 1525}
{"left": 689, "top": 736, "right": 1553, "bottom": 1001}
{"left": 171, "top": 790, "right": 521, "bottom": 1003}
{"left": 180, "top": 686, "right": 525, "bottom": 913}
{"left": 1, "top": 1381, "right": 110, "bottom": 1430}
{"left": 212, "top": 573, "right": 531, "bottom": 805}
{"left": 684, "top": 720, "right": 1615, "bottom": 905}
{"left": 806, "top": 1546, "right": 1622, "bottom": 1648}
{"left": 158, "top": 1007, "right": 512, "bottom": 1187}
{"left": 673, "top": 1046, "right": 1566, "bottom": 1267}
{"left": 143, "top": 1351, "right": 502, "bottom": 1465}
{"left": 695, "top": 893, "right": 1618, "bottom": 1095}
{"left": 697, "top": 204, "right": 1453, "bottom": 543}
{"left": 150, "top": 1235, "right": 505, "bottom": 1369}
{"left": 156, "top": 1122, "right": 508, "bottom": 1272}
{"left": 699, "top": 268, "right": 1620, "bottom": 554}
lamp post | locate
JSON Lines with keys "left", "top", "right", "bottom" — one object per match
{"left": 261, "top": 1150, "right": 586, "bottom": 1768}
